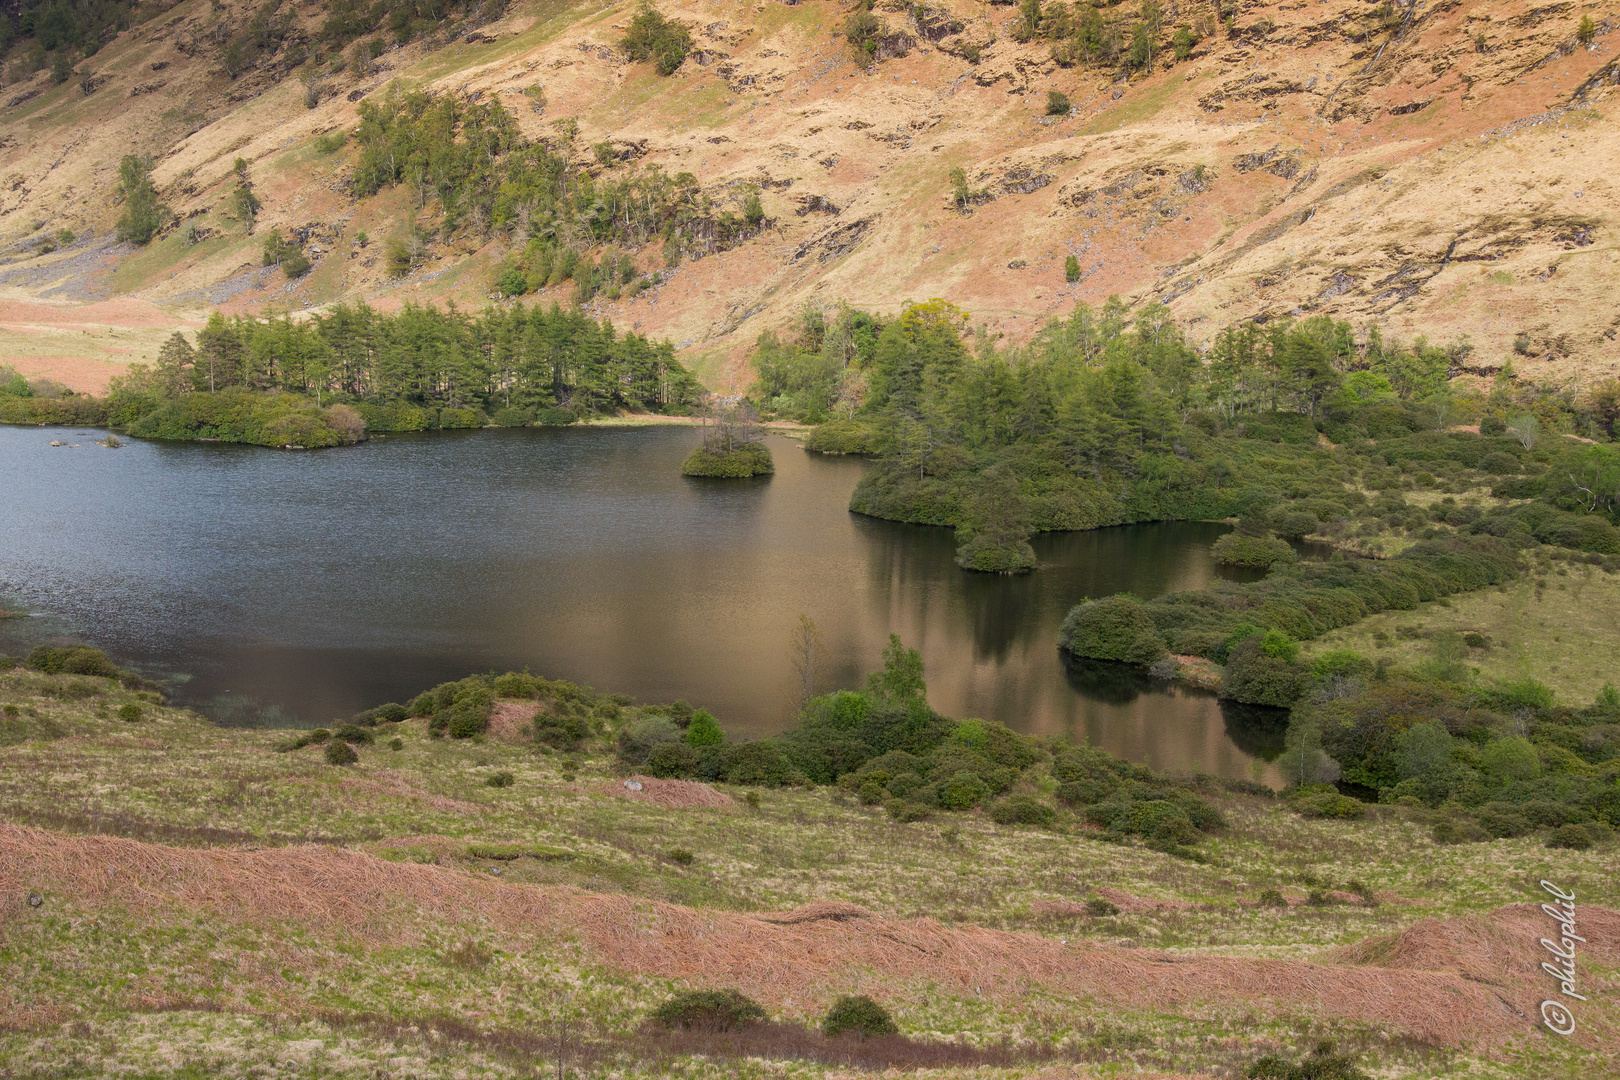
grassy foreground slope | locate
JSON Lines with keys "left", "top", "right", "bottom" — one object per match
{"left": 1, "top": 660, "right": 1616, "bottom": 1078}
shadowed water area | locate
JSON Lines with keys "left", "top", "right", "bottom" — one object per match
{"left": 2, "top": 424, "right": 1287, "bottom": 782}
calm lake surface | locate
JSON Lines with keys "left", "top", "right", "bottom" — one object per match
{"left": 1, "top": 423, "right": 1285, "bottom": 782}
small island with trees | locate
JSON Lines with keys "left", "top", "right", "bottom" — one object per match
{"left": 680, "top": 403, "right": 774, "bottom": 477}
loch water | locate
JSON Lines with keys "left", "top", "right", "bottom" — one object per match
{"left": 1, "top": 423, "right": 1288, "bottom": 782}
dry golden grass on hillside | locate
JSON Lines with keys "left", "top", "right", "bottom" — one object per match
{"left": 0, "top": 0, "right": 1616, "bottom": 391}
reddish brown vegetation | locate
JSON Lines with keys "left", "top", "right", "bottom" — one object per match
{"left": 4, "top": 825, "right": 1611, "bottom": 1052}
{"left": 602, "top": 775, "right": 737, "bottom": 810}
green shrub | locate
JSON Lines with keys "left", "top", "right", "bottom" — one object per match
{"left": 537, "top": 407, "right": 577, "bottom": 425}
{"left": 1045, "top": 90, "right": 1070, "bottom": 115}
{"left": 1059, "top": 596, "right": 1166, "bottom": 664}
{"left": 988, "top": 794, "right": 1056, "bottom": 826}
{"left": 1291, "top": 792, "right": 1366, "bottom": 819}
{"left": 650, "top": 989, "right": 766, "bottom": 1031}
{"left": 684, "top": 709, "right": 724, "bottom": 747}
{"left": 1477, "top": 807, "right": 1530, "bottom": 837}
{"left": 1242, "top": 1044, "right": 1373, "bottom": 1079}
{"left": 26, "top": 645, "right": 120, "bottom": 679}
{"left": 666, "top": 847, "right": 695, "bottom": 865}
{"left": 333, "top": 724, "right": 373, "bottom": 745}
{"left": 820, "top": 994, "right": 897, "bottom": 1038}
{"left": 646, "top": 741, "right": 700, "bottom": 777}
{"left": 116, "top": 703, "right": 143, "bottom": 722}
{"left": 617, "top": 714, "right": 681, "bottom": 764}
{"left": 1547, "top": 823, "right": 1593, "bottom": 850}
{"left": 1431, "top": 818, "right": 1487, "bottom": 844}
{"left": 535, "top": 711, "right": 589, "bottom": 750}
{"left": 681, "top": 443, "right": 774, "bottom": 477}
{"left": 486, "top": 770, "right": 515, "bottom": 788}
{"left": 884, "top": 798, "right": 933, "bottom": 821}
{"left": 1085, "top": 897, "right": 1120, "bottom": 916}
{"left": 620, "top": 3, "right": 693, "bottom": 75}
{"left": 1212, "top": 532, "right": 1296, "bottom": 569}
{"left": 806, "top": 419, "right": 877, "bottom": 454}
{"left": 936, "top": 770, "right": 989, "bottom": 809}
{"left": 1221, "top": 635, "right": 1307, "bottom": 706}
{"left": 1257, "top": 888, "right": 1287, "bottom": 907}
{"left": 356, "top": 702, "right": 409, "bottom": 724}
{"left": 325, "top": 740, "right": 358, "bottom": 765}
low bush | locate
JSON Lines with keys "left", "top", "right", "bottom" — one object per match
{"left": 1547, "top": 823, "right": 1593, "bottom": 850}
{"left": 332, "top": 724, "right": 373, "bottom": 745}
{"left": 1243, "top": 1042, "right": 1372, "bottom": 1079}
{"left": 26, "top": 645, "right": 121, "bottom": 679}
{"left": 820, "top": 994, "right": 897, "bottom": 1038}
{"left": 1085, "top": 897, "right": 1120, "bottom": 916}
{"left": 325, "top": 740, "right": 358, "bottom": 765}
{"left": 1221, "top": 634, "right": 1308, "bottom": 707}
{"left": 804, "top": 419, "right": 877, "bottom": 454}
{"left": 116, "top": 703, "right": 143, "bottom": 722}
{"left": 486, "top": 770, "right": 515, "bottom": 788}
{"left": 665, "top": 847, "right": 695, "bottom": 865}
{"left": 1290, "top": 791, "right": 1366, "bottom": 819}
{"left": 1212, "top": 533, "right": 1296, "bottom": 569}
{"left": 535, "top": 711, "right": 590, "bottom": 750}
{"left": 425, "top": 680, "right": 494, "bottom": 739}
{"left": 988, "top": 794, "right": 1055, "bottom": 826}
{"left": 681, "top": 443, "right": 774, "bottom": 477}
{"left": 1257, "top": 889, "right": 1287, "bottom": 907}
{"left": 1059, "top": 596, "right": 1166, "bottom": 664}
{"left": 650, "top": 989, "right": 766, "bottom": 1031}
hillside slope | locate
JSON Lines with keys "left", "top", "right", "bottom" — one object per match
{"left": 1, "top": 0, "right": 1617, "bottom": 391}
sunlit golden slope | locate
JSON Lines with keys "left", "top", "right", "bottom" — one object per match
{"left": 1, "top": 0, "right": 1617, "bottom": 391}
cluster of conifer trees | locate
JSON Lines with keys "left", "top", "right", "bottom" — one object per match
{"left": 135, "top": 300, "right": 698, "bottom": 421}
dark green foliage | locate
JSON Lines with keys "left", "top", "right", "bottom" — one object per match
{"left": 684, "top": 709, "right": 724, "bottom": 747}
{"left": 805, "top": 419, "right": 877, "bottom": 454}
{"left": 1064, "top": 254, "right": 1081, "bottom": 282}
{"left": 1257, "top": 888, "right": 1287, "bottom": 907}
{"left": 87, "top": 301, "right": 697, "bottom": 445}
{"left": 1212, "top": 532, "right": 1296, "bottom": 568}
{"left": 325, "top": 740, "right": 359, "bottom": 765}
{"left": 1059, "top": 596, "right": 1165, "bottom": 664}
{"left": 646, "top": 741, "right": 701, "bottom": 777}
{"left": 1242, "top": 1043, "right": 1371, "bottom": 1079}
{"left": 1222, "top": 634, "right": 1308, "bottom": 707}
{"left": 1085, "top": 897, "right": 1120, "bottom": 916}
{"left": 954, "top": 467, "right": 1036, "bottom": 572}
{"left": 333, "top": 724, "right": 373, "bottom": 745}
{"left": 620, "top": 4, "right": 692, "bottom": 75}
{"left": 486, "top": 770, "right": 515, "bottom": 788}
{"left": 280, "top": 728, "right": 332, "bottom": 751}
{"left": 1045, "top": 90, "right": 1070, "bottom": 115}
{"left": 115, "top": 155, "right": 169, "bottom": 245}
{"left": 535, "top": 710, "right": 589, "bottom": 750}
{"left": 665, "top": 846, "right": 695, "bottom": 865}
{"left": 681, "top": 443, "right": 773, "bottom": 477}
{"left": 988, "top": 794, "right": 1056, "bottom": 826}
{"left": 650, "top": 989, "right": 766, "bottom": 1031}
{"left": 820, "top": 995, "right": 897, "bottom": 1038}
{"left": 426, "top": 681, "right": 493, "bottom": 739}
{"left": 355, "top": 702, "right": 410, "bottom": 724}
{"left": 1548, "top": 823, "right": 1593, "bottom": 850}
{"left": 1289, "top": 791, "right": 1366, "bottom": 819}
{"left": 116, "top": 703, "right": 142, "bottom": 722}
{"left": 26, "top": 645, "right": 120, "bottom": 679}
